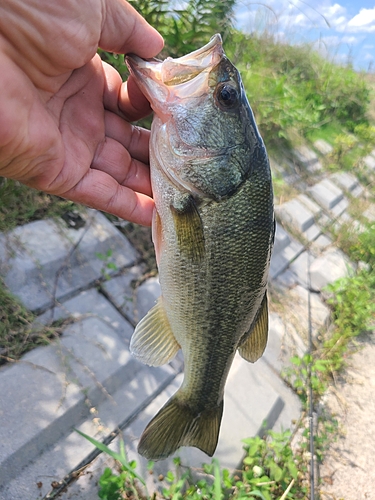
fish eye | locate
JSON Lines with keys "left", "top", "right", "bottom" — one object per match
{"left": 215, "top": 83, "right": 239, "bottom": 109}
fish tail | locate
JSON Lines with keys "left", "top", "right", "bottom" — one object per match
{"left": 137, "top": 394, "right": 223, "bottom": 460}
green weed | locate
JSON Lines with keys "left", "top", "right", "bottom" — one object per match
{"left": 0, "top": 178, "right": 76, "bottom": 233}
{"left": 77, "top": 428, "right": 309, "bottom": 499}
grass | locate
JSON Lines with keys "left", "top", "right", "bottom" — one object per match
{"left": 0, "top": 278, "right": 68, "bottom": 364}
{"left": 0, "top": 179, "right": 77, "bottom": 234}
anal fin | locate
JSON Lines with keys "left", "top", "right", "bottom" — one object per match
{"left": 238, "top": 293, "right": 269, "bottom": 363}
{"left": 130, "top": 298, "right": 180, "bottom": 366}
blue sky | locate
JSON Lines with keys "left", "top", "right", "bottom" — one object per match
{"left": 235, "top": 0, "right": 375, "bottom": 71}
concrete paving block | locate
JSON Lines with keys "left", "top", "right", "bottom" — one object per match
{"left": 270, "top": 237, "right": 303, "bottom": 279}
{"left": 135, "top": 277, "right": 161, "bottom": 324}
{"left": 351, "top": 184, "right": 365, "bottom": 198}
{"left": 363, "top": 154, "right": 375, "bottom": 170}
{"left": 314, "top": 139, "right": 333, "bottom": 156}
{"left": 0, "top": 211, "right": 138, "bottom": 312}
{"left": 311, "top": 234, "right": 332, "bottom": 252}
{"left": 293, "top": 145, "right": 319, "bottom": 167}
{"left": 0, "top": 364, "right": 177, "bottom": 499}
{"left": 60, "top": 210, "right": 138, "bottom": 275}
{"left": 287, "top": 285, "right": 331, "bottom": 341}
{"left": 274, "top": 269, "right": 298, "bottom": 289}
{"left": 263, "top": 313, "right": 305, "bottom": 372}
{"left": 317, "top": 213, "right": 332, "bottom": 230}
{"left": 309, "top": 249, "right": 353, "bottom": 292}
{"left": 276, "top": 199, "right": 315, "bottom": 233}
{"left": 304, "top": 223, "right": 321, "bottom": 242}
{"left": 36, "top": 288, "right": 134, "bottom": 342}
{"left": 297, "top": 193, "right": 322, "bottom": 217}
{"left": 273, "top": 223, "right": 291, "bottom": 254}
{"left": 289, "top": 251, "right": 312, "bottom": 288}
{"left": 103, "top": 271, "right": 161, "bottom": 325}
{"left": 0, "top": 316, "right": 142, "bottom": 488}
{"left": 330, "top": 172, "right": 359, "bottom": 193}
{"left": 307, "top": 179, "right": 344, "bottom": 212}
{"left": 331, "top": 197, "right": 350, "bottom": 218}
{"left": 101, "top": 265, "right": 145, "bottom": 323}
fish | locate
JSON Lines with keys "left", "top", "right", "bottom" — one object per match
{"left": 125, "top": 34, "right": 274, "bottom": 461}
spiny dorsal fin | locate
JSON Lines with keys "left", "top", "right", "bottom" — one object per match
{"left": 170, "top": 196, "right": 205, "bottom": 263}
{"left": 130, "top": 298, "right": 180, "bottom": 366}
{"left": 138, "top": 394, "right": 223, "bottom": 460}
{"left": 238, "top": 293, "right": 268, "bottom": 363}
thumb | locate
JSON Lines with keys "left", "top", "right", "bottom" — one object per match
{"left": 99, "top": 0, "right": 164, "bottom": 58}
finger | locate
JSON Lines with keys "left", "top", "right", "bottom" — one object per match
{"left": 104, "top": 111, "right": 150, "bottom": 164}
{"left": 119, "top": 75, "right": 154, "bottom": 122}
{"left": 92, "top": 136, "right": 152, "bottom": 196}
{"left": 100, "top": 0, "right": 164, "bottom": 57}
{"left": 102, "top": 61, "right": 153, "bottom": 122}
{"left": 60, "top": 168, "right": 154, "bottom": 226}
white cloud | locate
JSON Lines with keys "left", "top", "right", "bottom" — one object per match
{"left": 348, "top": 8, "right": 375, "bottom": 28}
{"left": 341, "top": 36, "right": 359, "bottom": 44}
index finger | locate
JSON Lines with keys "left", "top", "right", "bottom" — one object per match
{"left": 99, "top": 0, "right": 164, "bottom": 58}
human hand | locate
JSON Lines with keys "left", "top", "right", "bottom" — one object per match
{"left": 0, "top": 0, "right": 164, "bottom": 226}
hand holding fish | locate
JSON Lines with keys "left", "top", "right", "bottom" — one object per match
{"left": 0, "top": 0, "right": 163, "bottom": 226}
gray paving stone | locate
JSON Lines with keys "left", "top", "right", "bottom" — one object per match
{"left": 272, "top": 223, "right": 291, "bottom": 254}
{"left": 274, "top": 269, "right": 298, "bottom": 289}
{"left": 0, "top": 210, "right": 137, "bottom": 312}
{"left": 331, "top": 197, "right": 350, "bottom": 218}
{"left": 318, "top": 213, "right": 333, "bottom": 230}
{"left": 289, "top": 251, "right": 314, "bottom": 288}
{"left": 36, "top": 288, "right": 134, "bottom": 342}
{"left": 351, "top": 184, "right": 365, "bottom": 197}
{"left": 101, "top": 265, "right": 146, "bottom": 323}
{"left": 309, "top": 248, "right": 353, "bottom": 292}
{"left": 276, "top": 199, "right": 315, "bottom": 233}
{"left": 0, "top": 363, "right": 176, "bottom": 499}
{"left": 311, "top": 234, "right": 332, "bottom": 252}
{"left": 363, "top": 154, "right": 375, "bottom": 170}
{"left": 307, "top": 179, "right": 344, "bottom": 212}
{"left": 314, "top": 139, "right": 333, "bottom": 156}
{"left": 286, "top": 285, "right": 331, "bottom": 341}
{"left": 270, "top": 233, "right": 303, "bottom": 279}
{"left": 293, "top": 145, "right": 319, "bottom": 167}
{"left": 263, "top": 313, "right": 306, "bottom": 372}
{"left": 0, "top": 315, "right": 143, "bottom": 489}
{"left": 103, "top": 271, "right": 161, "bottom": 324}
{"left": 297, "top": 193, "right": 322, "bottom": 216}
{"left": 329, "top": 172, "right": 359, "bottom": 193}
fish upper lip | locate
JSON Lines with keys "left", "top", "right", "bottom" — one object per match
{"left": 126, "top": 33, "right": 223, "bottom": 86}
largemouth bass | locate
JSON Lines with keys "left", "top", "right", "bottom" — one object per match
{"left": 126, "top": 34, "right": 274, "bottom": 460}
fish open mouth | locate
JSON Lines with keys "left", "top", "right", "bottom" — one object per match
{"left": 125, "top": 34, "right": 224, "bottom": 104}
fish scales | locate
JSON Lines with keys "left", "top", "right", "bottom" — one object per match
{"left": 126, "top": 34, "right": 274, "bottom": 460}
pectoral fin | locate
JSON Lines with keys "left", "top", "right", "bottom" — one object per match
{"left": 171, "top": 195, "right": 205, "bottom": 263}
{"left": 130, "top": 298, "right": 180, "bottom": 366}
{"left": 238, "top": 293, "right": 269, "bottom": 363}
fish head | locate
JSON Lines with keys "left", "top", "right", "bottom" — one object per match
{"left": 126, "top": 34, "right": 268, "bottom": 201}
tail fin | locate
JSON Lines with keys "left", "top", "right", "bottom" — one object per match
{"left": 137, "top": 394, "right": 223, "bottom": 460}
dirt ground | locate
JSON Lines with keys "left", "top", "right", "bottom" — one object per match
{"left": 319, "top": 332, "right": 375, "bottom": 500}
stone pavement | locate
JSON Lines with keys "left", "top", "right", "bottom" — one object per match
{"left": 1, "top": 141, "right": 375, "bottom": 499}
